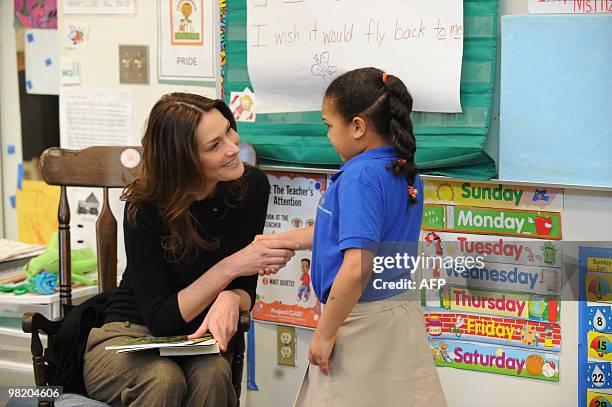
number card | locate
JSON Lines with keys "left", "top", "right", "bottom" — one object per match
{"left": 588, "top": 362, "right": 612, "bottom": 390}
{"left": 589, "top": 331, "right": 612, "bottom": 362}
{"left": 587, "top": 390, "right": 612, "bottom": 407}
{"left": 587, "top": 274, "right": 612, "bottom": 303}
{"left": 589, "top": 306, "right": 612, "bottom": 334}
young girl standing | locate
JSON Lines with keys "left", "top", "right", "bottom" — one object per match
{"left": 259, "top": 67, "right": 447, "bottom": 406}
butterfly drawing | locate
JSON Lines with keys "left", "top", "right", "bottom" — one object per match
{"left": 311, "top": 51, "right": 337, "bottom": 83}
{"left": 532, "top": 189, "right": 550, "bottom": 203}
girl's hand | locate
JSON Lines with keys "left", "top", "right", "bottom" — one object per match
{"left": 308, "top": 331, "right": 336, "bottom": 376}
{"left": 253, "top": 234, "right": 299, "bottom": 275}
{"left": 224, "top": 238, "right": 298, "bottom": 278}
{"left": 188, "top": 291, "right": 240, "bottom": 352}
{"left": 253, "top": 233, "right": 274, "bottom": 243}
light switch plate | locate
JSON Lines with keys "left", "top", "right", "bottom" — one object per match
{"left": 119, "top": 45, "right": 149, "bottom": 84}
{"left": 277, "top": 325, "right": 296, "bottom": 366}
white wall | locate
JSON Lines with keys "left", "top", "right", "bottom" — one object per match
{"left": 58, "top": 2, "right": 218, "bottom": 144}
{"left": 0, "top": 1, "right": 23, "bottom": 239}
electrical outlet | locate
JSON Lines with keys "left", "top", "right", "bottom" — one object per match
{"left": 118, "top": 45, "right": 149, "bottom": 84}
{"left": 277, "top": 325, "right": 296, "bottom": 366}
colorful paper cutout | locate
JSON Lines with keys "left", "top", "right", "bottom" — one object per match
{"left": 16, "top": 180, "right": 60, "bottom": 245}
{"left": 422, "top": 205, "right": 562, "bottom": 240}
{"left": 589, "top": 331, "right": 612, "bottom": 362}
{"left": 424, "top": 286, "right": 561, "bottom": 323}
{"left": 421, "top": 231, "right": 562, "bottom": 268}
{"left": 424, "top": 311, "right": 561, "bottom": 352}
{"left": 587, "top": 274, "right": 612, "bottom": 303}
{"left": 430, "top": 339, "right": 559, "bottom": 381}
{"left": 589, "top": 306, "right": 612, "bottom": 334}
{"left": 587, "top": 362, "right": 612, "bottom": 390}
{"left": 424, "top": 180, "right": 563, "bottom": 211}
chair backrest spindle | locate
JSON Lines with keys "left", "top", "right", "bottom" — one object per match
{"left": 96, "top": 187, "right": 117, "bottom": 293}
{"left": 58, "top": 186, "right": 72, "bottom": 313}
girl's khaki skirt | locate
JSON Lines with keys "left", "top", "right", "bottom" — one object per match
{"left": 294, "top": 294, "right": 447, "bottom": 407}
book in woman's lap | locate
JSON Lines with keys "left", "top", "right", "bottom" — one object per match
{"left": 105, "top": 334, "right": 219, "bottom": 356}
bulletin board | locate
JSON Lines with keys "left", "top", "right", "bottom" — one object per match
{"left": 222, "top": 0, "right": 499, "bottom": 179}
{"left": 499, "top": 15, "right": 612, "bottom": 188}
{"left": 579, "top": 246, "right": 612, "bottom": 407}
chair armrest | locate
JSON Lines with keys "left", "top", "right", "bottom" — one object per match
{"left": 22, "top": 312, "right": 63, "bottom": 388}
{"left": 22, "top": 312, "right": 63, "bottom": 335}
{"left": 237, "top": 311, "right": 250, "bottom": 333}
{"left": 22, "top": 312, "right": 35, "bottom": 334}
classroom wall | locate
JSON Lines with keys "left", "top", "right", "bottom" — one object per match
{"left": 249, "top": 187, "right": 612, "bottom": 407}
{"left": 245, "top": 1, "right": 612, "bottom": 406}
{"left": 57, "top": 2, "right": 218, "bottom": 145}
{"left": 1, "top": 1, "right": 610, "bottom": 406}
{"left": 0, "top": 1, "right": 23, "bottom": 240}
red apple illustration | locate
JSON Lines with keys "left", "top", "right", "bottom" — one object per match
{"left": 535, "top": 216, "right": 553, "bottom": 236}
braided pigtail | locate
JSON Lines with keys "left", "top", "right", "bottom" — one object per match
{"left": 324, "top": 68, "right": 419, "bottom": 204}
{"left": 384, "top": 74, "right": 419, "bottom": 204}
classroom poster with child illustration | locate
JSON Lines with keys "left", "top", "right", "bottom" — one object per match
{"left": 252, "top": 171, "right": 326, "bottom": 328}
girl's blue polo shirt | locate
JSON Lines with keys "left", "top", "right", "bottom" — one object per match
{"left": 311, "top": 145, "right": 424, "bottom": 304}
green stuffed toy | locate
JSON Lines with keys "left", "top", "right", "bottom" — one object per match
{"left": 0, "top": 232, "right": 98, "bottom": 295}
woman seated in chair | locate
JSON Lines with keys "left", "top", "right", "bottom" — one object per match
{"left": 83, "top": 93, "right": 297, "bottom": 407}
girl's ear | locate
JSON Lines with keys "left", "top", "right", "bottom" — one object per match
{"left": 351, "top": 116, "right": 367, "bottom": 141}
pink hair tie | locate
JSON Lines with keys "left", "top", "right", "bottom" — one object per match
{"left": 382, "top": 72, "right": 389, "bottom": 84}
{"left": 396, "top": 158, "right": 406, "bottom": 165}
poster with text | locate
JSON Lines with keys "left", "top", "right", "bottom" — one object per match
{"left": 252, "top": 172, "right": 326, "bottom": 328}
{"left": 63, "top": 0, "right": 135, "bottom": 14}
{"left": 422, "top": 205, "right": 562, "bottom": 240}
{"left": 420, "top": 231, "right": 562, "bottom": 268}
{"left": 247, "top": 0, "right": 463, "bottom": 113}
{"left": 158, "top": 0, "right": 218, "bottom": 83}
{"left": 424, "top": 310, "right": 561, "bottom": 352}
{"left": 423, "top": 179, "right": 563, "bottom": 211}
{"left": 59, "top": 88, "right": 132, "bottom": 148}
{"left": 421, "top": 259, "right": 562, "bottom": 296}
{"left": 423, "top": 286, "right": 561, "bottom": 323}
{"left": 529, "top": 0, "right": 612, "bottom": 15}
{"left": 430, "top": 339, "right": 559, "bottom": 381}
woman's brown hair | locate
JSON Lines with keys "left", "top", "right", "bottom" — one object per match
{"left": 122, "top": 92, "right": 247, "bottom": 262}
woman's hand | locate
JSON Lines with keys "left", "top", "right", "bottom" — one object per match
{"left": 223, "top": 238, "right": 298, "bottom": 278}
{"left": 188, "top": 290, "right": 240, "bottom": 352}
{"left": 308, "top": 331, "right": 336, "bottom": 376}
{"left": 253, "top": 234, "right": 300, "bottom": 275}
